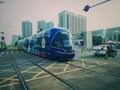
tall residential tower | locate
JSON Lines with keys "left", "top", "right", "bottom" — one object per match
{"left": 37, "top": 20, "right": 54, "bottom": 32}
{"left": 22, "top": 20, "right": 32, "bottom": 38}
{"left": 58, "top": 10, "right": 87, "bottom": 39}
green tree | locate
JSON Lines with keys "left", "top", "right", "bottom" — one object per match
{"left": 92, "top": 36, "right": 102, "bottom": 45}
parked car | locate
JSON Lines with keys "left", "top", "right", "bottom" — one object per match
{"left": 93, "top": 45, "right": 108, "bottom": 56}
{"left": 93, "top": 44, "right": 117, "bottom": 57}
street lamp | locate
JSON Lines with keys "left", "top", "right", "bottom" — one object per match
{"left": 83, "top": 0, "right": 111, "bottom": 12}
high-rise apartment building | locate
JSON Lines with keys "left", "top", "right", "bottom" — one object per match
{"left": 22, "top": 20, "right": 32, "bottom": 38}
{"left": 58, "top": 10, "right": 87, "bottom": 39}
{"left": 46, "top": 21, "right": 54, "bottom": 29}
{"left": 37, "top": 20, "right": 54, "bottom": 32}
{"left": 37, "top": 20, "right": 47, "bottom": 31}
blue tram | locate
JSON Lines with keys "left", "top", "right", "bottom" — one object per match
{"left": 18, "top": 28, "right": 75, "bottom": 60}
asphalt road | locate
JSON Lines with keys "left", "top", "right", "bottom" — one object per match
{"left": 0, "top": 49, "right": 120, "bottom": 90}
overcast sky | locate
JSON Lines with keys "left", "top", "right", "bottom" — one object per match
{"left": 0, "top": 0, "right": 120, "bottom": 45}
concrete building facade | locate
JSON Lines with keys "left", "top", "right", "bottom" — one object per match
{"left": 58, "top": 10, "right": 87, "bottom": 39}
{"left": 22, "top": 20, "right": 32, "bottom": 38}
{"left": 11, "top": 35, "right": 19, "bottom": 46}
{"left": 58, "top": 10, "right": 87, "bottom": 47}
{"left": 105, "top": 27, "right": 120, "bottom": 42}
{"left": 37, "top": 20, "right": 54, "bottom": 32}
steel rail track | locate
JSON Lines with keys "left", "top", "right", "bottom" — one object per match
{"left": 12, "top": 50, "right": 120, "bottom": 79}
{"left": 4, "top": 50, "right": 120, "bottom": 90}
{"left": 65, "top": 60, "right": 120, "bottom": 79}
{"left": 30, "top": 61, "right": 80, "bottom": 90}
{"left": 7, "top": 51, "right": 30, "bottom": 90}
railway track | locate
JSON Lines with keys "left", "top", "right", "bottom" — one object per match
{"left": 0, "top": 51, "right": 27, "bottom": 90}
{"left": 0, "top": 50, "right": 120, "bottom": 90}
{"left": 8, "top": 51, "right": 29, "bottom": 90}
{"left": 12, "top": 51, "right": 81, "bottom": 90}
{"left": 0, "top": 51, "right": 81, "bottom": 90}
{"left": 65, "top": 60, "right": 120, "bottom": 79}
{"left": 30, "top": 60, "right": 80, "bottom": 90}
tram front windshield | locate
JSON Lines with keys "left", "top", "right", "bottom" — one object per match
{"left": 51, "top": 32, "right": 73, "bottom": 51}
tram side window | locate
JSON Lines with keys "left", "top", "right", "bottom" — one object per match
{"left": 30, "top": 40, "right": 34, "bottom": 48}
{"left": 35, "top": 37, "right": 41, "bottom": 47}
{"left": 51, "top": 33, "right": 63, "bottom": 48}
